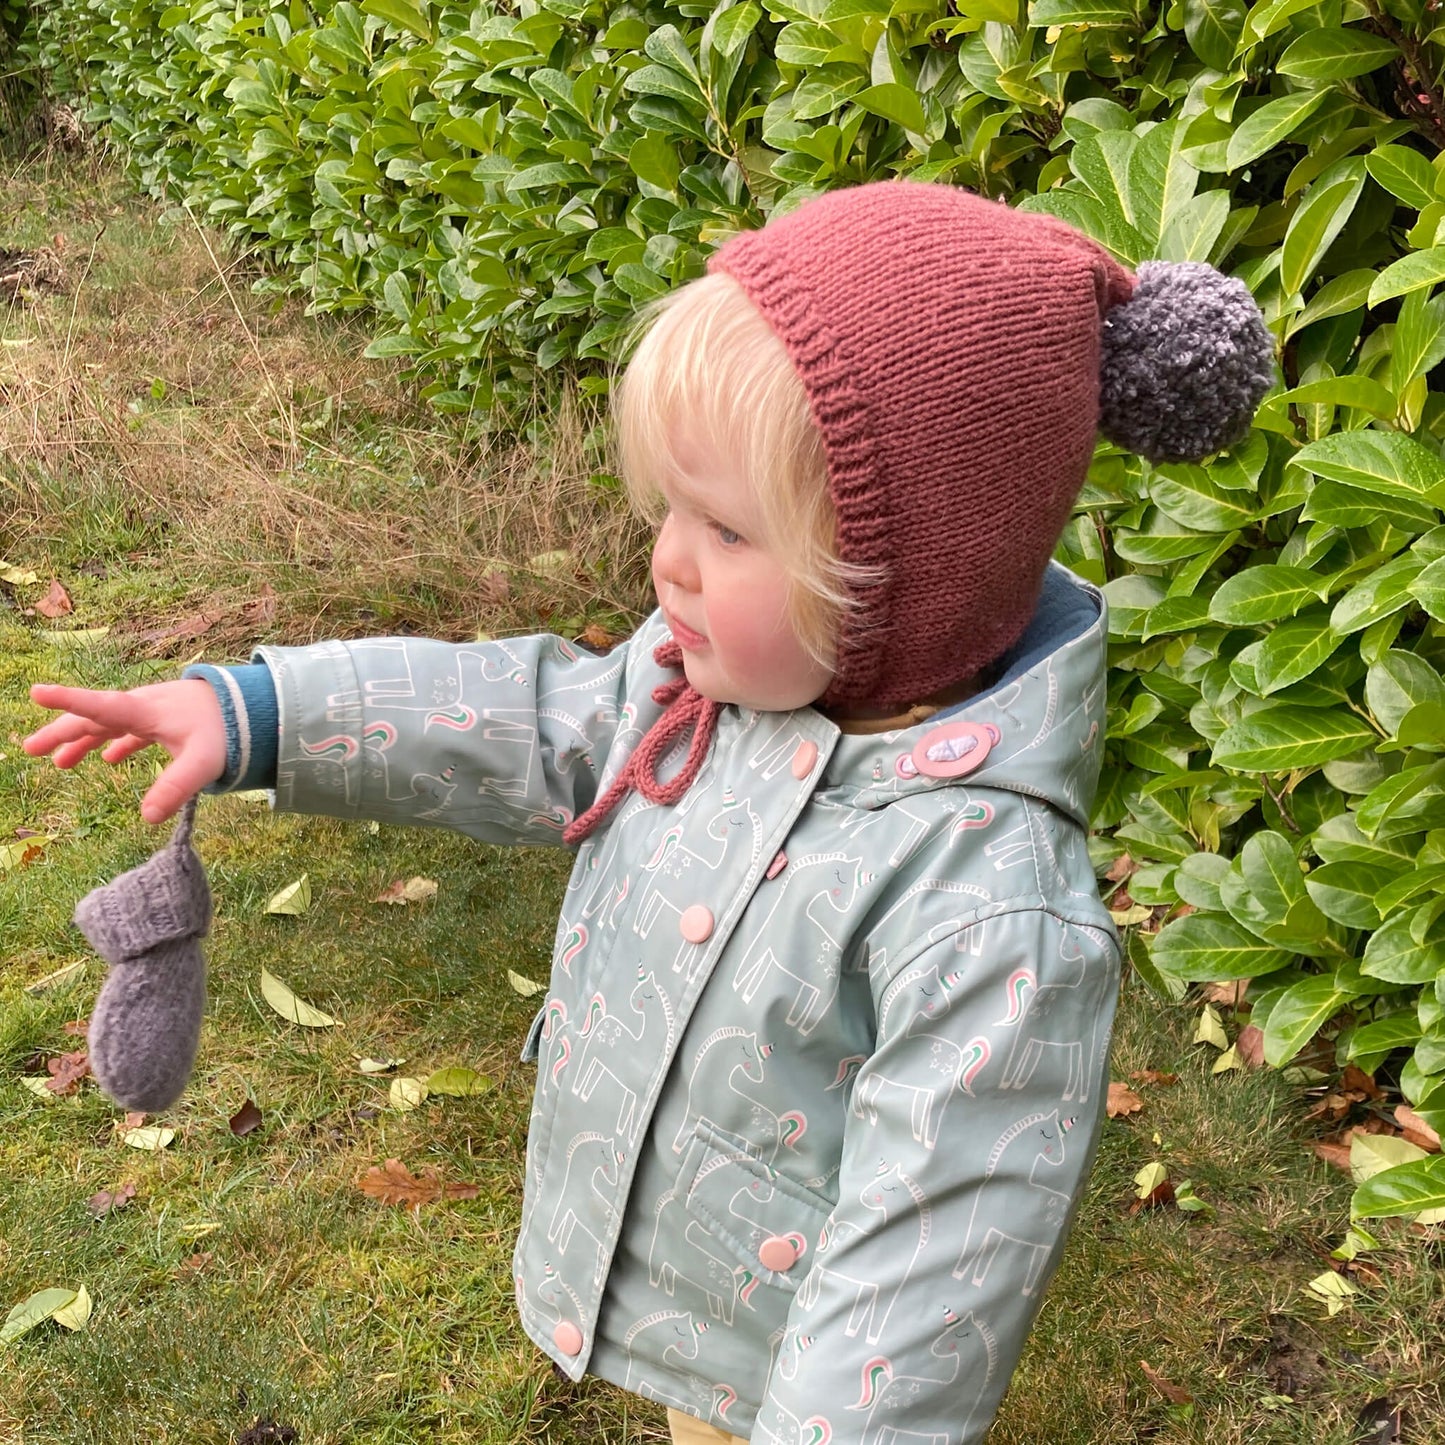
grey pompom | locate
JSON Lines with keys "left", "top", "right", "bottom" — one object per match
{"left": 1098, "top": 260, "right": 1275, "bottom": 464}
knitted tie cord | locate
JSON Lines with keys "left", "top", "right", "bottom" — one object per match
{"left": 562, "top": 639, "right": 722, "bottom": 845}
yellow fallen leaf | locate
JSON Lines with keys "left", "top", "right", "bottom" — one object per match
{"left": 36, "top": 628, "right": 110, "bottom": 647}
{"left": 1212, "top": 1044, "right": 1241, "bottom": 1074}
{"left": 1306, "top": 1270, "right": 1357, "bottom": 1315}
{"left": 0, "top": 562, "right": 40, "bottom": 584}
{"left": 19, "top": 1077, "right": 60, "bottom": 1103}
{"left": 1134, "top": 1161, "right": 1168, "bottom": 1199}
{"left": 374, "top": 876, "right": 438, "bottom": 905}
{"left": 507, "top": 969, "right": 545, "bottom": 997}
{"left": 52, "top": 1285, "right": 92, "bottom": 1331}
{"left": 121, "top": 1126, "right": 175, "bottom": 1150}
{"left": 265, "top": 875, "right": 311, "bottom": 915}
{"left": 1109, "top": 903, "right": 1151, "bottom": 926}
{"left": 358, "top": 1056, "right": 407, "bottom": 1074}
{"left": 259, "top": 968, "right": 336, "bottom": 1027}
{"left": 1, "top": 837, "right": 53, "bottom": 872}
{"left": 389, "top": 1077, "right": 428, "bottom": 1111}
{"left": 1193, "top": 1003, "right": 1228, "bottom": 1050}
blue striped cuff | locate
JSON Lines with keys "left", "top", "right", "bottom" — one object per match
{"left": 182, "top": 662, "right": 279, "bottom": 793}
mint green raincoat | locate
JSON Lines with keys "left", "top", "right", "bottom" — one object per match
{"left": 252, "top": 563, "right": 1120, "bottom": 1443}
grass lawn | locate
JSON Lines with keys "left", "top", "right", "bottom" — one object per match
{"left": 3, "top": 149, "right": 1443, "bottom": 1445}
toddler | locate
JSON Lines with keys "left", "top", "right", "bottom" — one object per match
{"left": 25, "top": 181, "right": 1273, "bottom": 1443}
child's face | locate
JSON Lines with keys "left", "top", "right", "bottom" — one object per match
{"left": 650, "top": 430, "right": 833, "bottom": 713}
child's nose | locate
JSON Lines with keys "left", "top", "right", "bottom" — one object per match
{"left": 652, "top": 514, "right": 699, "bottom": 594}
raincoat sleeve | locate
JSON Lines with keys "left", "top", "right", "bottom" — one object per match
{"left": 245, "top": 615, "right": 670, "bottom": 846}
{"left": 751, "top": 906, "right": 1120, "bottom": 1445}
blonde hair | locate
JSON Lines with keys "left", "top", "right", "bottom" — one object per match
{"left": 613, "top": 272, "right": 876, "bottom": 671}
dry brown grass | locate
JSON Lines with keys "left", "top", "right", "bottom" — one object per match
{"left": 0, "top": 158, "right": 653, "bottom": 655}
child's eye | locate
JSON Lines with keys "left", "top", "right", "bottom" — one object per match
{"left": 710, "top": 521, "right": 745, "bottom": 547}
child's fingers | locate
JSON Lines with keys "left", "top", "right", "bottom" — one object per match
{"left": 100, "top": 734, "right": 151, "bottom": 766}
{"left": 28, "top": 684, "right": 146, "bottom": 734}
{"left": 50, "top": 735, "right": 111, "bottom": 770}
{"left": 21, "top": 712, "right": 111, "bottom": 757}
{"left": 140, "top": 759, "right": 207, "bottom": 825}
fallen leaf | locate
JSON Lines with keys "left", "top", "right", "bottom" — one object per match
{"left": 1342, "top": 1064, "right": 1383, "bottom": 1099}
{"left": 259, "top": 967, "right": 336, "bottom": 1027}
{"left": 1, "top": 1288, "right": 80, "bottom": 1345}
{"left": 19, "top": 1077, "right": 60, "bottom": 1103}
{"left": 52, "top": 1285, "right": 91, "bottom": 1331}
{"left": 1173, "top": 1179, "right": 1214, "bottom": 1216}
{"left": 45, "top": 1050, "right": 91, "bottom": 1096}
{"left": 122, "top": 1111, "right": 146, "bottom": 1129}
{"left": 175, "top": 1251, "right": 213, "bottom": 1276}
{"left": 355, "top": 1158, "right": 481, "bottom": 1211}
{"left": 1212, "top": 1043, "right": 1241, "bottom": 1074}
{"left": 1, "top": 838, "right": 49, "bottom": 871}
{"left": 507, "top": 969, "right": 545, "bottom": 997}
{"left": 121, "top": 1125, "right": 175, "bottom": 1150}
{"left": 1107, "top": 1082, "right": 1145, "bottom": 1118}
{"left": 1201, "top": 980, "right": 1250, "bottom": 1008}
{"left": 87, "top": 1182, "right": 136, "bottom": 1218}
{"left": 1109, "top": 902, "right": 1151, "bottom": 926}
{"left": 1236, "top": 1024, "right": 1266, "bottom": 1068}
{"left": 424, "top": 1067, "right": 492, "bottom": 1097}
{"left": 1104, "top": 852, "right": 1137, "bottom": 883}
{"left": 1306, "top": 1269, "right": 1357, "bottom": 1315}
{"left": 374, "top": 876, "right": 438, "bottom": 905}
{"left": 229, "top": 1099, "right": 263, "bottom": 1137}
{"left": 1130, "top": 1069, "right": 1179, "bottom": 1086}
{"left": 1133, "top": 1161, "right": 1168, "bottom": 1199}
{"left": 24, "top": 961, "right": 86, "bottom": 995}
{"left": 62, "top": 1019, "right": 88, "bottom": 1036}
{"left": 264, "top": 875, "right": 311, "bottom": 915}
{"left": 1308, "top": 1139, "right": 1354, "bottom": 1172}
{"left": 357, "top": 1056, "right": 406, "bottom": 1074}
{"left": 1138, "top": 1360, "right": 1192, "bottom": 1405}
{"left": 389, "top": 1077, "right": 428, "bottom": 1111}
{"left": 0, "top": 562, "right": 40, "bottom": 584}
{"left": 579, "top": 622, "right": 618, "bottom": 650}
{"left": 1193, "top": 1004, "right": 1228, "bottom": 1050}
{"left": 34, "top": 579, "right": 73, "bottom": 618}
{"left": 241, "top": 583, "right": 277, "bottom": 627}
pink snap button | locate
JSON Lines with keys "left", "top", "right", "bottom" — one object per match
{"left": 791, "top": 741, "right": 819, "bottom": 779}
{"left": 766, "top": 850, "right": 788, "bottom": 880}
{"left": 912, "top": 722, "right": 994, "bottom": 780}
{"left": 758, "top": 1235, "right": 800, "bottom": 1272}
{"left": 679, "top": 904, "right": 714, "bottom": 943}
{"left": 553, "top": 1321, "right": 583, "bottom": 1356}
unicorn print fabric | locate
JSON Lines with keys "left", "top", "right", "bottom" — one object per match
{"left": 249, "top": 564, "right": 1118, "bottom": 1442}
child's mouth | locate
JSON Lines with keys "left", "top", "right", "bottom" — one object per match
{"left": 666, "top": 614, "right": 708, "bottom": 649}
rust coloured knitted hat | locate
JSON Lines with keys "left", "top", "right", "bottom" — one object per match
{"left": 709, "top": 180, "right": 1274, "bottom": 709}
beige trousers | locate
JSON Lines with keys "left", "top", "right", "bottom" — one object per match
{"left": 666, "top": 1407, "right": 746, "bottom": 1444}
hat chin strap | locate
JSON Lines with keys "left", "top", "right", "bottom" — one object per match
{"left": 562, "top": 638, "right": 723, "bottom": 845}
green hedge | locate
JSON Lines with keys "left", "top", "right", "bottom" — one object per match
{"left": 31, "top": 0, "right": 1445, "bottom": 1211}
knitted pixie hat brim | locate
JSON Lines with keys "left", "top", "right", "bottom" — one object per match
{"left": 710, "top": 181, "right": 1136, "bottom": 709}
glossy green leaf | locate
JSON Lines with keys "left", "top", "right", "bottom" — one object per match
{"left": 1304, "top": 861, "right": 1392, "bottom": 929}
{"left": 1330, "top": 554, "right": 1429, "bottom": 635}
{"left": 853, "top": 82, "right": 927, "bottom": 134}
{"left": 1362, "top": 908, "right": 1445, "bottom": 983}
{"left": 1208, "top": 566, "right": 1329, "bottom": 625}
{"left": 1264, "top": 976, "right": 1352, "bottom": 1065}
{"left": 1365, "top": 144, "right": 1440, "bottom": 210}
{"left": 1351, "top": 1156, "right": 1445, "bottom": 1219}
{"left": 1279, "top": 163, "right": 1367, "bottom": 297}
{"left": 1213, "top": 708, "right": 1379, "bottom": 771}
{"left": 1369, "top": 246, "right": 1445, "bottom": 307}
{"left": 1225, "top": 90, "right": 1330, "bottom": 172}
{"left": 1290, "top": 429, "right": 1445, "bottom": 504}
{"left": 1276, "top": 27, "right": 1398, "bottom": 80}
{"left": 1182, "top": 0, "right": 1247, "bottom": 68}
{"left": 1251, "top": 611, "right": 1343, "bottom": 694}
{"left": 1151, "top": 910, "right": 1295, "bottom": 980}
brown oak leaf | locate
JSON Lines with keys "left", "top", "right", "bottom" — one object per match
{"left": 1236, "top": 1024, "right": 1266, "bottom": 1068}
{"left": 355, "top": 1158, "right": 480, "bottom": 1211}
{"left": 88, "top": 1181, "right": 137, "bottom": 1217}
{"left": 1130, "top": 1069, "right": 1179, "bottom": 1087}
{"left": 230, "top": 1099, "right": 264, "bottom": 1137}
{"left": 35, "top": 579, "right": 73, "bottom": 617}
{"left": 1107, "top": 1082, "right": 1145, "bottom": 1118}
{"left": 46, "top": 1049, "right": 91, "bottom": 1095}
{"left": 1138, "top": 1360, "right": 1192, "bottom": 1405}
{"left": 1396, "top": 1104, "right": 1440, "bottom": 1152}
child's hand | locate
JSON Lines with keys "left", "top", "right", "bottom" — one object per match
{"left": 23, "top": 679, "right": 228, "bottom": 824}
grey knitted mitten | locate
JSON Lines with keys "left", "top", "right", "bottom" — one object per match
{"left": 75, "top": 799, "right": 211, "bottom": 1113}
